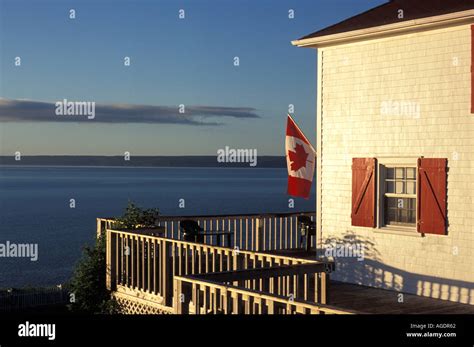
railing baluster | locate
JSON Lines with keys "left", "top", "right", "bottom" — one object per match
{"left": 320, "top": 272, "right": 328, "bottom": 304}
{"left": 268, "top": 218, "right": 272, "bottom": 250}
{"left": 136, "top": 236, "right": 140, "bottom": 289}
{"left": 147, "top": 238, "right": 151, "bottom": 292}
{"left": 191, "top": 283, "right": 199, "bottom": 314}
{"left": 211, "top": 287, "right": 216, "bottom": 313}
{"left": 233, "top": 219, "right": 237, "bottom": 249}
{"left": 158, "top": 240, "right": 162, "bottom": 295}
{"left": 222, "top": 219, "right": 225, "bottom": 247}
{"left": 249, "top": 218, "right": 253, "bottom": 250}
{"left": 184, "top": 243, "right": 189, "bottom": 275}
{"left": 263, "top": 218, "right": 266, "bottom": 251}
{"left": 122, "top": 235, "right": 126, "bottom": 287}
{"left": 239, "top": 219, "right": 243, "bottom": 250}
{"left": 174, "top": 278, "right": 183, "bottom": 314}
{"left": 227, "top": 250, "right": 231, "bottom": 272}
{"left": 153, "top": 240, "right": 157, "bottom": 294}
{"left": 272, "top": 217, "right": 276, "bottom": 250}
{"left": 212, "top": 249, "right": 216, "bottom": 273}
{"left": 141, "top": 237, "right": 145, "bottom": 290}
{"left": 161, "top": 241, "right": 168, "bottom": 305}
{"left": 197, "top": 246, "right": 202, "bottom": 274}
{"left": 177, "top": 243, "right": 182, "bottom": 276}
{"left": 135, "top": 236, "right": 142, "bottom": 290}
{"left": 126, "top": 236, "right": 129, "bottom": 287}
{"left": 289, "top": 216, "right": 292, "bottom": 249}
{"left": 202, "top": 287, "right": 208, "bottom": 314}
{"left": 130, "top": 236, "right": 135, "bottom": 288}
{"left": 191, "top": 245, "right": 195, "bottom": 274}
{"left": 115, "top": 233, "right": 119, "bottom": 288}
{"left": 279, "top": 217, "right": 283, "bottom": 251}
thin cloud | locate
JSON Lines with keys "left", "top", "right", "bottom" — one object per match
{"left": 0, "top": 98, "right": 260, "bottom": 125}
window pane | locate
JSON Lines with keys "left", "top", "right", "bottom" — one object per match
{"left": 385, "top": 198, "right": 398, "bottom": 224}
{"left": 406, "top": 168, "right": 416, "bottom": 180}
{"left": 386, "top": 168, "right": 395, "bottom": 179}
{"left": 387, "top": 197, "right": 397, "bottom": 208}
{"left": 385, "top": 208, "right": 396, "bottom": 224}
{"left": 399, "top": 209, "right": 409, "bottom": 223}
{"left": 386, "top": 181, "right": 394, "bottom": 193}
{"left": 395, "top": 168, "right": 405, "bottom": 179}
{"left": 406, "top": 181, "right": 416, "bottom": 194}
{"left": 388, "top": 209, "right": 396, "bottom": 221}
{"left": 395, "top": 181, "right": 405, "bottom": 194}
{"left": 399, "top": 210, "right": 408, "bottom": 223}
{"left": 384, "top": 197, "right": 416, "bottom": 226}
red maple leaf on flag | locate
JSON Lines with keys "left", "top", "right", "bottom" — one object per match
{"left": 288, "top": 143, "right": 308, "bottom": 171}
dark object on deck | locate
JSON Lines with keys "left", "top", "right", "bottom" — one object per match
{"left": 298, "top": 215, "right": 316, "bottom": 252}
{"left": 180, "top": 219, "right": 233, "bottom": 246}
{"left": 180, "top": 220, "right": 205, "bottom": 243}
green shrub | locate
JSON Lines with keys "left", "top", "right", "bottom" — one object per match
{"left": 113, "top": 201, "right": 160, "bottom": 229}
{"left": 68, "top": 232, "right": 117, "bottom": 313}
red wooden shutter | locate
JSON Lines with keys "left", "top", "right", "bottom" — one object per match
{"left": 351, "top": 158, "right": 376, "bottom": 227}
{"left": 417, "top": 158, "right": 447, "bottom": 235}
{"left": 471, "top": 25, "right": 474, "bottom": 113}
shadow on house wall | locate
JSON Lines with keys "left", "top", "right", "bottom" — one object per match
{"left": 319, "top": 232, "right": 474, "bottom": 305}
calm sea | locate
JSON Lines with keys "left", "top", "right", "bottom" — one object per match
{"left": 0, "top": 166, "right": 315, "bottom": 288}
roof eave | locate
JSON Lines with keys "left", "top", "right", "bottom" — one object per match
{"left": 291, "top": 9, "right": 474, "bottom": 48}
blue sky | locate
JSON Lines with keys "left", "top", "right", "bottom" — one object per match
{"left": 0, "top": 0, "right": 384, "bottom": 155}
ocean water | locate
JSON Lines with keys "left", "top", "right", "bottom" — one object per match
{"left": 0, "top": 166, "right": 315, "bottom": 288}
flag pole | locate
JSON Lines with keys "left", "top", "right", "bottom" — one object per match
{"left": 287, "top": 113, "right": 317, "bottom": 154}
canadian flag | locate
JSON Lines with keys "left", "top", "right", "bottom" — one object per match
{"left": 285, "top": 114, "right": 316, "bottom": 199}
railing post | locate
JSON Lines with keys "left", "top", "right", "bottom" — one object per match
{"left": 96, "top": 219, "right": 102, "bottom": 239}
{"left": 162, "top": 241, "right": 168, "bottom": 305}
{"left": 222, "top": 287, "right": 231, "bottom": 314}
{"left": 105, "top": 230, "right": 116, "bottom": 291}
{"left": 191, "top": 283, "right": 200, "bottom": 314}
{"left": 162, "top": 241, "right": 174, "bottom": 307}
{"left": 174, "top": 278, "right": 183, "bottom": 314}
{"left": 320, "top": 271, "right": 329, "bottom": 304}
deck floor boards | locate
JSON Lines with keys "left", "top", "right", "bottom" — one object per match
{"left": 329, "top": 281, "right": 474, "bottom": 314}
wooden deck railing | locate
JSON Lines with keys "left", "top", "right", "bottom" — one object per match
{"left": 106, "top": 228, "right": 319, "bottom": 308}
{"left": 98, "top": 211, "right": 315, "bottom": 252}
{"left": 186, "top": 262, "right": 333, "bottom": 303}
{"left": 174, "top": 274, "right": 354, "bottom": 315}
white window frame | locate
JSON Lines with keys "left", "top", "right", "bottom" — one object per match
{"left": 376, "top": 157, "right": 418, "bottom": 234}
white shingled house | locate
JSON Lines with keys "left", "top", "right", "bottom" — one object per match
{"left": 293, "top": 0, "right": 474, "bottom": 304}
